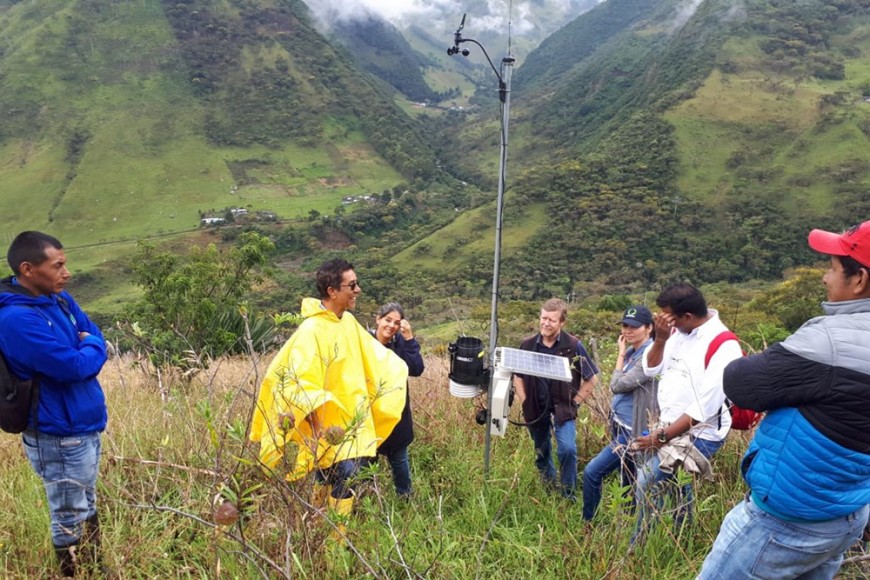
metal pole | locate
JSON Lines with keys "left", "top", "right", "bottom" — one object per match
{"left": 483, "top": 55, "right": 514, "bottom": 476}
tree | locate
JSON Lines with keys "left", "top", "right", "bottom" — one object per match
{"left": 748, "top": 267, "right": 826, "bottom": 332}
{"left": 123, "top": 232, "right": 276, "bottom": 370}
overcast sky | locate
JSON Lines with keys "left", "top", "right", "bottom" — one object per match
{"left": 310, "top": 0, "right": 487, "bottom": 20}
{"left": 306, "top": 0, "right": 456, "bottom": 24}
{"left": 304, "top": 0, "right": 583, "bottom": 34}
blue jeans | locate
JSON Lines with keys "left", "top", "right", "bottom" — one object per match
{"left": 527, "top": 415, "right": 577, "bottom": 499}
{"left": 314, "top": 458, "right": 362, "bottom": 500}
{"left": 582, "top": 422, "right": 635, "bottom": 520}
{"left": 384, "top": 446, "right": 412, "bottom": 496}
{"left": 633, "top": 436, "right": 724, "bottom": 543}
{"left": 21, "top": 429, "right": 102, "bottom": 548}
{"left": 698, "top": 498, "right": 868, "bottom": 579}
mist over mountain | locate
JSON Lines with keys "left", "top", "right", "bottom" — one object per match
{"left": 305, "top": 0, "right": 602, "bottom": 60}
{"left": 306, "top": 0, "right": 599, "bottom": 33}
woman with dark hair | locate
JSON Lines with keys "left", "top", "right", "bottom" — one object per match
{"left": 372, "top": 302, "right": 424, "bottom": 496}
{"left": 582, "top": 305, "right": 658, "bottom": 521}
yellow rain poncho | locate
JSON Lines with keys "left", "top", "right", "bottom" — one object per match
{"left": 250, "top": 298, "right": 408, "bottom": 479}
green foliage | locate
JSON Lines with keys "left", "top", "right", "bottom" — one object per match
{"left": 0, "top": 0, "right": 425, "bottom": 260}
{"left": 3, "top": 0, "right": 869, "bottom": 318}
{"left": 748, "top": 267, "right": 826, "bottom": 331}
{"left": 161, "top": 0, "right": 438, "bottom": 182}
{"left": 596, "top": 295, "right": 633, "bottom": 312}
{"left": 122, "top": 231, "right": 277, "bottom": 369}
{"left": 492, "top": 114, "right": 684, "bottom": 295}
{"left": 739, "top": 322, "right": 792, "bottom": 351}
{"left": 516, "top": 0, "right": 733, "bottom": 152}
{"left": 398, "top": 0, "right": 870, "bottom": 299}
{"left": 331, "top": 17, "right": 443, "bottom": 102}
{"left": 516, "top": 0, "right": 662, "bottom": 92}
{"left": 745, "top": 0, "right": 865, "bottom": 79}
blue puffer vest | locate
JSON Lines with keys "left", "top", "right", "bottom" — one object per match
{"left": 744, "top": 408, "right": 870, "bottom": 521}
{"left": 725, "top": 298, "right": 870, "bottom": 522}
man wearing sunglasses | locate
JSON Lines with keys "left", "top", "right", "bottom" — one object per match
{"left": 250, "top": 258, "right": 408, "bottom": 539}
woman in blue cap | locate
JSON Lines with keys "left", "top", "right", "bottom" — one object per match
{"left": 582, "top": 305, "right": 657, "bottom": 521}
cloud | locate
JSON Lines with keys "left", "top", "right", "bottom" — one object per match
{"left": 666, "top": 0, "right": 705, "bottom": 32}
{"left": 303, "top": 0, "right": 585, "bottom": 35}
{"left": 305, "top": 0, "right": 451, "bottom": 27}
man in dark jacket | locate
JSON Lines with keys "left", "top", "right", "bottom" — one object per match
{"left": 699, "top": 222, "right": 870, "bottom": 579}
{"left": 513, "top": 298, "right": 598, "bottom": 500}
{"left": 0, "top": 232, "right": 108, "bottom": 577}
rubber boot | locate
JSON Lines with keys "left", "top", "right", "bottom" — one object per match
{"left": 54, "top": 543, "right": 77, "bottom": 578}
{"left": 327, "top": 494, "right": 354, "bottom": 541}
{"left": 311, "top": 484, "right": 331, "bottom": 510}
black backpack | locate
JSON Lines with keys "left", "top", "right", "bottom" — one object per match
{"left": 0, "top": 349, "right": 39, "bottom": 434}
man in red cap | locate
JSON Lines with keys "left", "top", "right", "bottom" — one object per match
{"left": 698, "top": 222, "right": 870, "bottom": 579}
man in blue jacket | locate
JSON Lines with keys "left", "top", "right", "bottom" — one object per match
{"left": 699, "top": 222, "right": 870, "bottom": 579}
{"left": 0, "top": 232, "right": 108, "bottom": 577}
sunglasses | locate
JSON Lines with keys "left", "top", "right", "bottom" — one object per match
{"left": 339, "top": 280, "right": 360, "bottom": 290}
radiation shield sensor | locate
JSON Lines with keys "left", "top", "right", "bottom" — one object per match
{"left": 489, "top": 347, "right": 573, "bottom": 437}
{"left": 448, "top": 336, "right": 487, "bottom": 398}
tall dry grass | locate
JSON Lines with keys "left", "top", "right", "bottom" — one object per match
{"left": 1, "top": 351, "right": 867, "bottom": 578}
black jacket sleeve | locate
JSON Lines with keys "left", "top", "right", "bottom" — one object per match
{"left": 397, "top": 336, "right": 425, "bottom": 377}
{"left": 723, "top": 343, "right": 833, "bottom": 412}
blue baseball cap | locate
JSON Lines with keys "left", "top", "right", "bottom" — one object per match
{"left": 620, "top": 305, "right": 653, "bottom": 327}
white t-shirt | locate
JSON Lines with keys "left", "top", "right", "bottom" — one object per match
{"left": 642, "top": 310, "right": 741, "bottom": 442}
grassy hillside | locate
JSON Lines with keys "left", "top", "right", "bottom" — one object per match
{"left": 4, "top": 274, "right": 862, "bottom": 578}
{"left": 667, "top": 13, "right": 870, "bottom": 216}
{"left": 514, "top": 0, "right": 662, "bottom": 92}
{"left": 393, "top": 199, "right": 548, "bottom": 272}
{"left": 330, "top": 17, "right": 448, "bottom": 103}
{"left": 5, "top": 0, "right": 870, "bottom": 317}
{"left": 0, "top": 0, "right": 431, "bottom": 248}
{"left": 391, "top": 0, "right": 870, "bottom": 297}
{"left": 4, "top": 352, "right": 755, "bottom": 578}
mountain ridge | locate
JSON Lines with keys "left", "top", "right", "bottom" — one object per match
{"left": 3, "top": 0, "right": 870, "bottom": 314}
{"left": 0, "top": 0, "right": 438, "bottom": 248}
{"left": 391, "top": 0, "right": 870, "bottom": 297}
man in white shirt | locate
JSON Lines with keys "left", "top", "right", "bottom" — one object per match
{"left": 631, "top": 283, "right": 741, "bottom": 544}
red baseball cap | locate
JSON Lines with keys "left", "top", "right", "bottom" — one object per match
{"left": 808, "top": 221, "right": 870, "bottom": 267}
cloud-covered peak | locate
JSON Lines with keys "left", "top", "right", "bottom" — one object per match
{"left": 304, "top": 0, "right": 597, "bottom": 37}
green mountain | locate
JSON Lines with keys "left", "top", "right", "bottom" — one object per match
{"left": 393, "top": 0, "right": 870, "bottom": 299}
{"left": 4, "top": 0, "right": 870, "bottom": 314}
{"left": 330, "top": 17, "right": 449, "bottom": 103}
{"left": 515, "top": 0, "right": 661, "bottom": 93}
{"left": 0, "top": 0, "right": 437, "bottom": 249}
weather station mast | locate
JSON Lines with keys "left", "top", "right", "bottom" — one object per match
{"left": 446, "top": 14, "right": 569, "bottom": 477}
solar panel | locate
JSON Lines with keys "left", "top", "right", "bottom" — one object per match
{"left": 494, "top": 347, "right": 573, "bottom": 382}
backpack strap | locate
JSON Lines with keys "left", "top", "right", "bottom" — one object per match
{"left": 706, "top": 331, "right": 739, "bottom": 430}
{"left": 17, "top": 305, "right": 45, "bottom": 430}
{"left": 705, "top": 331, "right": 739, "bottom": 369}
